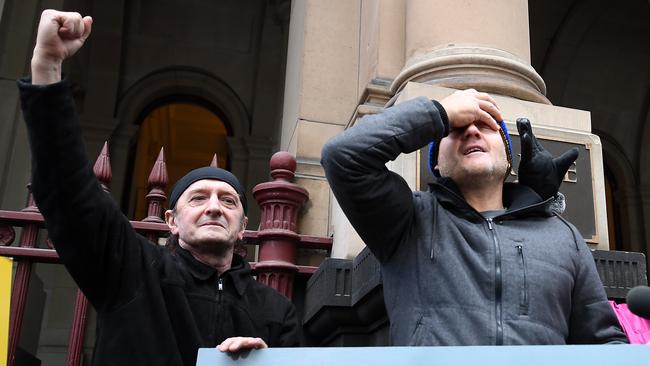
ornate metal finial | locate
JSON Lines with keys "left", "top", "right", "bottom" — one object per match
{"left": 93, "top": 142, "right": 112, "bottom": 192}
{"left": 252, "top": 151, "right": 308, "bottom": 299}
{"left": 143, "top": 147, "right": 168, "bottom": 224}
{"left": 148, "top": 147, "right": 168, "bottom": 190}
{"left": 210, "top": 153, "right": 219, "bottom": 168}
{"left": 269, "top": 151, "right": 296, "bottom": 182}
{"left": 21, "top": 183, "right": 39, "bottom": 213}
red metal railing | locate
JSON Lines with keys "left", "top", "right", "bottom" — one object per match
{"left": 0, "top": 144, "right": 331, "bottom": 366}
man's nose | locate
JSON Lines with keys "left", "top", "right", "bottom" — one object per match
{"left": 204, "top": 195, "right": 223, "bottom": 215}
{"left": 462, "top": 122, "right": 481, "bottom": 139}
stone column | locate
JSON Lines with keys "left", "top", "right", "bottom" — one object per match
{"left": 392, "top": 0, "right": 548, "bottom": 104}
{"left": 281, "top": 0, "right": 362, "bottom": 241}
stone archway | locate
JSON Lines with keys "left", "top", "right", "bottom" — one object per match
{"left": 530, "top": 0, "right": 650, "bottom": 256}
{"left": 108, "top": 68, "right": 251, "bottom": 213}
{"left": 599, "top": 132, "right": 645, "bottom": 252}
{"left": 116, "top": 67, "right": 249, "bottom": 139}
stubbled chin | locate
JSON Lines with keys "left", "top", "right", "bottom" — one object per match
{"left": 180, "top": 236, "right": 235, "bottom": 253}
{"left": 449, "top": 161, "right": 504, "bottom": 177}
{"left": 459, "top": 157, "right": 491, "bottom": 170}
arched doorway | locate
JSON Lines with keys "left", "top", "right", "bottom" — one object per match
{"left": 114, "top": 68, "right": 252, "bottom": 221}
{"left": 529, "top": 0, "right": 650, "bottom": 257}
{"left": 128, "top": 101, "right": 231, "bottom": 220}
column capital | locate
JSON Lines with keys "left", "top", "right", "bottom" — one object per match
{"left": 392, "top": 45, "right": 550, "bottom": 104}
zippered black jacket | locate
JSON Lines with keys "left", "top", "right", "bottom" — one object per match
{"left": 321, "top": 96, "right": 627, "bottom": 345}
{"left": 18, "top": 78, "right": 299, "bottom": 365}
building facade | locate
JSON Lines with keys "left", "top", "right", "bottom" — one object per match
{"left": 0, "top": 0, "right": 649, "bottom": 364}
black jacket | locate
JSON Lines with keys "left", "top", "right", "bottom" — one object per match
{"left": 18, "top": 78, "right": 299, "bottom": 365}
{"left": 322, "top": 96, "right": 627, "bottom": 345}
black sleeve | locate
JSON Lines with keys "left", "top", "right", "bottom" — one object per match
{"left": 18, "top": 77, "right": 153, "bottom": 311}
{"left": 277, "top": 302, "right": 301, "bottom": 347}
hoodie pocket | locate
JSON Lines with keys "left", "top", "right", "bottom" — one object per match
{"left": 516, "top": 244, "right": 529, "bottom": 315}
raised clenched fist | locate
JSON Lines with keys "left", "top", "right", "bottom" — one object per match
{"left": 31, "top": 9, "right": 93, "bottom": 85}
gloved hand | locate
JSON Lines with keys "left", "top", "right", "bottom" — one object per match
{"left": 516, "top": 118, "right": 579, "bottom": 200}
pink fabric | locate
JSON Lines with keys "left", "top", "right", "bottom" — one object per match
{"left": 609, "top": 301, "right": 650, "bottom": 344}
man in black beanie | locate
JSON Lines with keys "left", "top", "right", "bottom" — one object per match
{"left": 19, "top": 9, "right": 298, "bottom": 366}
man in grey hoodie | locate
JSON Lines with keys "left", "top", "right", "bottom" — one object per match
{"left": 321, "top": 89, "right": 627, "bottom": 345}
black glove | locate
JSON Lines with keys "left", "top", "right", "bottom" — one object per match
{"left": 516, "top": 118, "right": 579, "bottom": 200}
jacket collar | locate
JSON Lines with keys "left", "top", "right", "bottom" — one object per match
{"left": 177, "top": 247, "right": 252, "bottom": 296}
{"left": 428, "top": 177, "right": 550, "bottom": 218}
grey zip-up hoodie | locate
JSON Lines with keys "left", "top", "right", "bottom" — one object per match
{"left": 321, "top": 96, "right": 627, "bottom": 345}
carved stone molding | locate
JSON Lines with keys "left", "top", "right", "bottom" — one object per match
{"left": 392, "top": 45, "right": 550, "bottom": 104}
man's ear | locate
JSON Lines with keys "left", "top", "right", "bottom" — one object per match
{"left": 164, "top": 210, "right": 179, "bottom": 235}
{"left": 238, "top": 216, "right": 248, "bottom": 240}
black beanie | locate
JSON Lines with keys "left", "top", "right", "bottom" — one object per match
{"left": 169, "top": 167, "right": 247, "bottom": 214}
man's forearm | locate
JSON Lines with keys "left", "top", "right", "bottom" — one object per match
{"left": 321, "top": 97, "right": 446, "bottom": 261}
{"left": 322, "top": 97, "right": 444, "bottom": 174}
